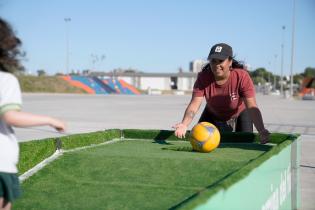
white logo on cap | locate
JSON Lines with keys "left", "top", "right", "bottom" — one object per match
{"left": 215, "top": 46, "right": 222, "bottom": 53}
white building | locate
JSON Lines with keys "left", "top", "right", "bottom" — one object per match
{"left": 91, "top": 71, "right": 197, "bottom": 91}
{"left": 189, "top": 59, "right": 208, "bottom": 73}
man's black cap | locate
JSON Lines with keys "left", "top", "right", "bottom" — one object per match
{"left": 207, "top": 43, "right": 233, "bottom": 60}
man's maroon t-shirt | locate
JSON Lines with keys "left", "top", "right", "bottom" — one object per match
{"left": 193, "top": 68, "right": 255, "bottom": 121}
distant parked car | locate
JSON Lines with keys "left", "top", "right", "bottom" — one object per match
{"left": 270, "top": 90, "right": 280, "bottom": 96}
{"left": 302, "top": 93, "right": 315, "bottom": 100}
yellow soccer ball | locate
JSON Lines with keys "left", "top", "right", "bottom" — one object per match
{"left": 190, "top": 122, "right": 221, "bottom": 153}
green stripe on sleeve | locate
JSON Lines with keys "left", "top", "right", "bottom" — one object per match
{"left": 0, "top": 104, "right": 21, "bottom": 115}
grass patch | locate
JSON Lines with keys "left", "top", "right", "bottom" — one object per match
{"left": 18, "top": 138, "right": 56, "bottom": 175}
{"left": 123, "top": 129, "right": 296, "bottom": 144}
{"left": 18, "top": 129, "right": 121, "bottom": 175}
{"left": 17, "top": 129, "right": 298, "bottom": 209}
{"left": 60, "top": 129, "right": 121, "bottom": 150}
{"left": 176, "top": 139, "right": 297, "bottom": 210}
{"left": 16, "top": 140, "right": 270, "bottom": 210}
{"left": 17, "top": 75, "right": 86, "bottom": 93}
{"left": 18, "top": 130, "right": 296, "bottom": 176}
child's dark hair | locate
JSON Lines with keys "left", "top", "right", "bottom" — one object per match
{"left": 0, "top": 18, "right": 23, "bottom": 72}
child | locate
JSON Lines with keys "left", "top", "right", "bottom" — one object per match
{"left": 0, "top": 18, "right": 66, "bottom": 210}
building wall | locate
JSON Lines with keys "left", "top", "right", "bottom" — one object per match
{"left": 189, "top": 59, "right": 208, "bottom": 73}
{"left": 178, "top": 77, "right": 196, "bottom": 91}
{"left": 140, "top": 77, "right": 171, "bottom": 90}
{"left": 102, "top": 74, "right": 196, "bottom": 91}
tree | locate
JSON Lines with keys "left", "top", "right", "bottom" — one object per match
{"left": 252, "top": 76, "right": 266, "bottom": 85}
{"left": 37, "top": 69, "right": 46, "bottom": 77}
{"left": 55, "top": 72, "right": 65, "bottom": 76}
{"left": 293, "top": 74, "right": 304, "bottom": 84}
{"left": 249, "top": 68, "right": 270, "bottom": 84}
{"left": 303, "top": 67, "right": 315, "bottom": 78}
{"left": 251, "top": 68, "right": 268, "bottom": 78}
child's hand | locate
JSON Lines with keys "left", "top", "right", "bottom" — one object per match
{"left": 50, "top": 118, "right": 66, "bottom": 133}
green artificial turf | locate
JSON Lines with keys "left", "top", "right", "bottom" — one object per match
{"left": 18, "top": 138, "right": 56, "bottom": 174}
{"left": 60, "top": 129, "right": 120, "bottom": 150}
{"left": 123, "top": 129, "right": 297, "bottom": 144}
{"left": 15, "top": 139, "right": 272, "bottom": 210}
{"left": 18, "top": 129, "right": 296, "bottom": 176}
{"left": 18, "top": 130, "right": 121, "bottom": 175}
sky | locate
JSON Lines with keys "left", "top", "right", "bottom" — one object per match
{"left": 1, "top": 0, "right": 314, "bottom": 75}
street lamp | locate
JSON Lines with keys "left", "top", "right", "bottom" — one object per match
{"left": 64, "top": 18, "right": 71, "bottom": 74}
{"left": 280, "top": 26, "right": 285, "bottom": 96}
{"left": 289, "top": 0, "right": 296, "bottom": 97}
{"left": 274, "top": 54, "right": 278, "bottom": 90}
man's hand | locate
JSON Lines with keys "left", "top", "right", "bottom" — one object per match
{"left": 172, "top": 123, "right": 188, "bottom": 139}
{"left": 259, "top": 129, "right": 270, "bottom": 144}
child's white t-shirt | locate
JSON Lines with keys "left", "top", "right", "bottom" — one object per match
{"left": 0, "top": 71, "right": 22, "bottom": 173}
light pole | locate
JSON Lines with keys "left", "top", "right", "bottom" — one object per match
{"left": 268, "top": 61, "right": 271, "bottom": 83}
{"left": 289, "top": 0, "right": 296, "bottom": 97}
{"left": 280, "top": 26, "right": 285, "bottom": 96}
{"left": 64, "top": 18, "right": 71, "bottom": 74}
{"left": 274, "top": 54, "right": 278, "bottom": 90}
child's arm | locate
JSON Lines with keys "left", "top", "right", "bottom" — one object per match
{"left": 2, "top": 110, "right": 66, "bottom": 132}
